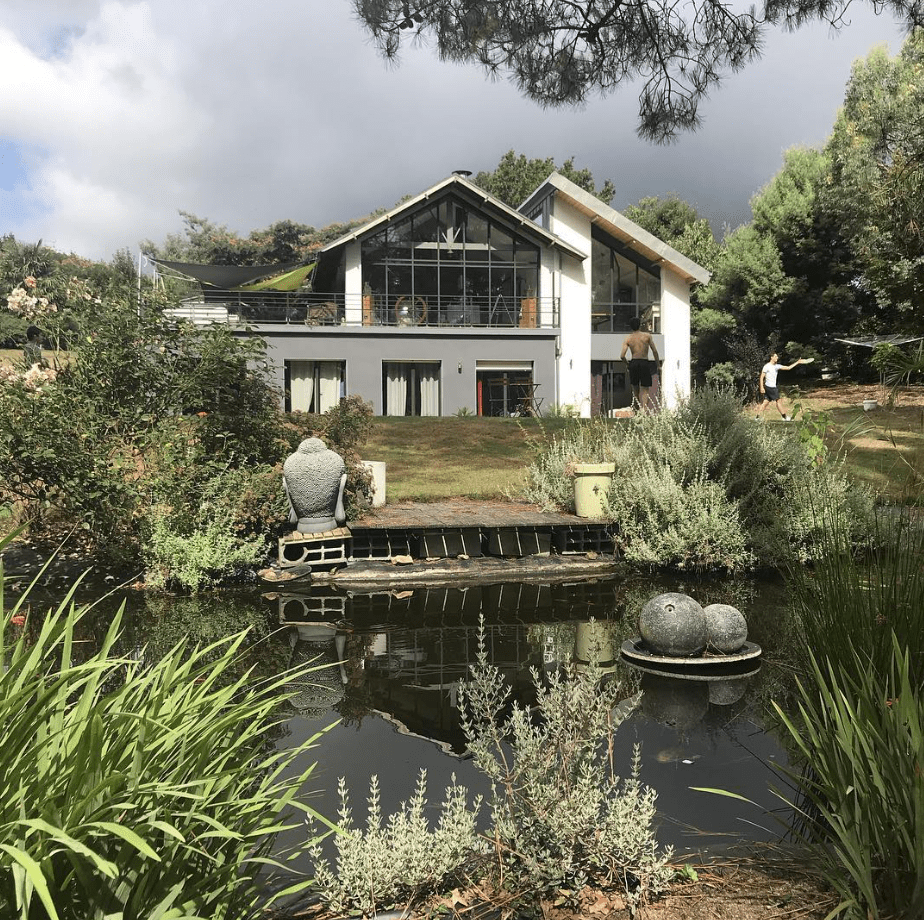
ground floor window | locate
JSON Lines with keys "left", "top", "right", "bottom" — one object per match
{"left": 383, "top": 362, "right": 441, "bottom": 416}
{"left": 476, "top": 362, "right": 536, "bottom": 416}
{"left": 285, "top": 360, "right": 345, "bottom": 413}
{"left": 590, "top": 360, "right": 629, "bottom": 416}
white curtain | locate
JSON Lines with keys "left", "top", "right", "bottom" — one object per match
{"left": 385, "top": 364, "right": 408, "bottom": 416}
{"left": 289, "top": 361, "right": 315, "bottom": 412}
{"left": 318, "top": 361, "right": 341, "bottom": 412}
{"left": 420, "top": 364, "right": 440, "bottom": 416}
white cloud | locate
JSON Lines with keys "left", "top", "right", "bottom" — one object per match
{"left": 0, "top": 0, "right": 910, "bottom": 259}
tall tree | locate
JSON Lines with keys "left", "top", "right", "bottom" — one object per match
{"left": 623, "top": 195, "right": 721, "bottom": 270}
{"left": 354, "top": 0, "right": 923, "bottom": 142}
{"left": 825, "top": 32, "right": 924, "bottom": 332}
{"left": 473, "top": 150, "right": 616, "bottom": 207}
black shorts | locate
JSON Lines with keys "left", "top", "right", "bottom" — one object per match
{"left": 762, "top": 385, "right": 779, "bottom": 402}
{"left": 628, "top": 358, "right": 652, "bottom": 388}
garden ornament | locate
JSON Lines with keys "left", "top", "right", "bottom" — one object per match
{"left": 283, "top": 437, "right": 347, "bottom": 534}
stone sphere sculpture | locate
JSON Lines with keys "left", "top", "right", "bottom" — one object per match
{"left": 283, "top": 437, "right": 347, "bottom": 534}
{"left": 639, "top": 592, "right": 707, "bottom": 657}
{"left": 703, "top": 603, "right": 748, "bottom": 654}
{"left": 708, "top": 679, "right": 748, "bottom": 707}
{"left": 640, "top": 673, "right": 709, "bottom": 730}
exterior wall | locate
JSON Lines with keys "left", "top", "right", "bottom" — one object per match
{"left": 548, "top": 202, "right": 593, "bottom": 416}
{"left": 548, "top": 193, "right": 693, "bottom": 414}
{"left": 344, "top": 241, "right": 362, "bottom": 324}
{"left": 255, "top": 326, "right": 557, "bottom": 416}
{"left": 659, "top": 270, "right": 691, "bottom": 408}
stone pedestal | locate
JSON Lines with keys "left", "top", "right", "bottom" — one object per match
{"left": 361, "top": 460, "right": 387, "bottom": 508}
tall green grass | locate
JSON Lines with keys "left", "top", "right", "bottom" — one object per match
{"left": 787, "top": 508, "right": 924, "bottom": 686}
{"left": 773, "top": 638, "right": 924, "bottom": 919}
{"left": 777, "top": 509, "right": 924, "bottom": 919}
{"left": 0, "top": 532, "right": 335, "bottom": 919}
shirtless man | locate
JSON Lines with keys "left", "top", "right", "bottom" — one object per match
{"left": 620, "top": 316, "right": 661, "bottom": 410}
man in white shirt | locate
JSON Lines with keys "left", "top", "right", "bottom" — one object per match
{"left": 756, "top": 353, "right": 811, "bottom": 419}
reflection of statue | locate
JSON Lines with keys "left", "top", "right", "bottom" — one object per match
{"left": 282, "top": 437, "right": 347, "bottom": 533}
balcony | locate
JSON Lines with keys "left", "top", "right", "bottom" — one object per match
{"left": 592, "top": 301, "right": 661, "bottom": 334}
{"left": 166, "top": 291, "right": 560, "bottom": 329}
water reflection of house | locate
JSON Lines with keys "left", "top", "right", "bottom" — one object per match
{"left": 158, "top": 172, "right": 709, "bottom": 417}
{"left": 279, "top": 582, "right": 635, "bottom": 753}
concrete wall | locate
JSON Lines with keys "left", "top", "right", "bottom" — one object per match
{"left": 659, "top": 270, "right": 691, "bottom": 408}
{"left": 548, "top": 201, "right": 593, "bottom": 416}
{"left": 257, "top": 325, "right": 557, "bottom": 416}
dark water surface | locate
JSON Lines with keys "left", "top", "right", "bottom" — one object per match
{"left": 13, "top": 567, "right": 799, "bottom": 863}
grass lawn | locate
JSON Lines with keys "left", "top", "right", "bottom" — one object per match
{"left": 363, "top": 385, "right": 924, "bottom": 505}
{"left": 362, "top": 416, "right": 573, "bottom": 501}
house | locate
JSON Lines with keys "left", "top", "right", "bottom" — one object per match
{"left": 158, "top": 172, "right": 710, "bottom": 417}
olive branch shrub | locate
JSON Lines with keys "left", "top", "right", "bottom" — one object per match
{"left": 309, "top": 622, "right": 672, "bottom": 916}
{"left": 522, "top": 385, "right": 873, "bottom": 571}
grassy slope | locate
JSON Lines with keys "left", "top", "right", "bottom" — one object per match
{"left": 362, "top": 416, "right": 573, "bottom": 501}
{"left": 364, "top": 387, "right": 924, "bottom": 504}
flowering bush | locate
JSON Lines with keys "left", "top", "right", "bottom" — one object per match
{"left": 6, "top": 284, "right": 57, "bottom": 320}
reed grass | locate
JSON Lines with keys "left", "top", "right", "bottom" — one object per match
{"left": 0, "top": 530, "right": 336, "bottom": 919}
{"left": 773, "top": 638, "right": 924, "bottom": 919}
{"left": 776, "top": 502, "right": 924, "bottom": 918}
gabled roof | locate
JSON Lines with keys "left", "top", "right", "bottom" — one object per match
{"left": 519, "top": 173, "right": 712, "bottom": 286}
{"left": 318, "top": 173, "right": 586, "bottom": 261}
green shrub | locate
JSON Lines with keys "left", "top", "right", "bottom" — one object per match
{"left": 0, "top": 537, "right": 335, "bottom": 919}
{"left": 522, "top": 385, "right": 873, "bottom": 571}
{"left": 142, "top": 465, "right": 284, "bottom": 592}
{"left": 0, "top": 294, "right": 288, "bottom": 562}
{"left": 607, "top": 464, "right": 750, "bottom": 571}
{"left": 309, "top": 771, "right": 484, "bottom": 916}
{"left": 458, "top": 623, "right": 672, "bottom": 910}
{"left": 774, "top": 637, "right": 924, "bottom": 920}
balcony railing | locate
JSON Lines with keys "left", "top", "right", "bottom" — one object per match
{"left": 167, "top": 291, "right": 559, "bottom": 329}
{"left": 592, "top": 302, "right": 661, "bottom": 334}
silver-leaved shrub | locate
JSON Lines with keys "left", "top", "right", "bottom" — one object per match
{"left": 309, "top": 770, "right": 485, "bottom": 916}
{"left": 458, "top": 624, "right": 673, "bottom": 909}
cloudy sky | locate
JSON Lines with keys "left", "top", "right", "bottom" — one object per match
{"left": 0, "top": 0, "right": 909, "bottom": 262}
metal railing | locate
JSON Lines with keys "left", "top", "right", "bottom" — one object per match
{"left": 168, "top": 291, "right": 560, "bottom": 329}
{"left": 591, "top": 302, "right": 661, "bottom": 334}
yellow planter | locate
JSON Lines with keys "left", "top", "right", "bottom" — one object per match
{"left": 573, "top": 462, "right": 616, "bottom": 519}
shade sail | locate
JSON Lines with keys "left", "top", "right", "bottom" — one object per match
{"left": 834, "top": 335, "right": 924, "bottom": 348}
{"left": 237, "top": 262, "right": 316, "bottom": 291}
{"left": 153, "top": 259, "right": 305, "bottom": 289}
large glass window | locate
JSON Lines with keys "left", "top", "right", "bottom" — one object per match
{"left": 286, "top": 360, "right": 345, "bottom": 413}
{"left": 591, "top": 230, "right": 661, "bottom": 333}
{"left": 383, "top": 362, "right": 441, "bottom": 416}
{"left": 590, "top": 360, "right": 629, "bottom": 416}
{"left": 361, "top": 195, "right": 540, "bottom": 326}
{"left": 475, "top": 362, "right": 536, "bottom": 417}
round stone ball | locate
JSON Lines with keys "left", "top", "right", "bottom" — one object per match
{"left": 640, "top": 674, "right": 709, "bottom": 730}
{"left": 708, "top": 679, "right": 748, "bottom": 707}
{"left": 639, "top": 592, "right": 707, "bottom": 657}
{"left": 703, "top": 603, "right": 748, "bottom": 654}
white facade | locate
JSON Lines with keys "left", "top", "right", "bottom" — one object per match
{"left": 520, "top": 173, "right": 709, "bottom": 413}
{"left": 235, "top": 171, "right": 709, "bottom": 418}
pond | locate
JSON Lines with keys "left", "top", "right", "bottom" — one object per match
{"left": 18, "top": 566, "right": 800, "bottom": 871}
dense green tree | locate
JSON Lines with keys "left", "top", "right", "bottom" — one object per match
{"left": 143, "top": 211, "right": 377, "bottom": 269}
{"left": 697, "top": 224, "right": 794, "bottom": 380}
{"left": 473, "top": 150, "right": 615, "bottom": 207}
{"left": 354, "top": 0, "right": 923, "bottom": 142}
{"left": 622, "top": 194, "right": 721, "bottom": 270}
{"left": 825, "top": 32, "right": 924, "bottom": 332}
